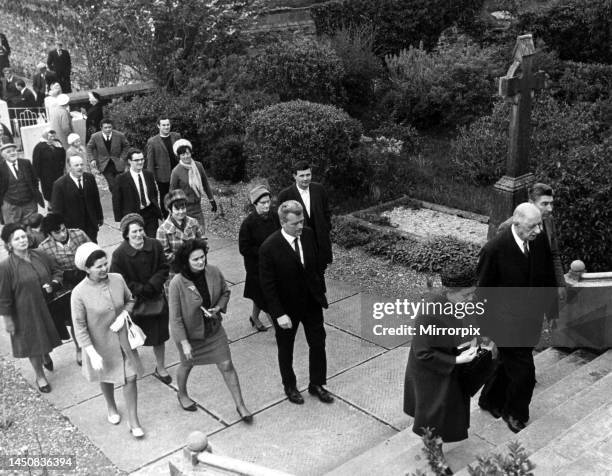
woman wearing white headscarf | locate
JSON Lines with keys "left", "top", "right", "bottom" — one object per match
{"left": 66, "top": 133, "right": 90, "bottom": 173}
{"left": 169, "top": 139, "right": 217, "bottom": 231}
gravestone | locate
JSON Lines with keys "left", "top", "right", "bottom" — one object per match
{"left": 487, "top": 34, "right": 546, "bottom": 238}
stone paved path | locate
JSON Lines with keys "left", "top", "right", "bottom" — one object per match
{"left": 0, "top": 195, "right": 414, "bottom": 476}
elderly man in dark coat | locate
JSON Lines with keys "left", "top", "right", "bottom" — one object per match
{"left": 476, "top": 202, "right": 557, "bottom": 434}
{"left": 46, "top": 40, "right": 71, "bottom": 93}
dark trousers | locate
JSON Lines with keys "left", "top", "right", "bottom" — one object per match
{"left": 84, "top": 224, "right": 99, "bottom": 243}
{"left": 273, "top": 298, "right": 327, "bottom": 388}
{"left": 478, "top": 347, "right": 536, "bottom": 423}
{"left": 139, "top": 204, "right": 160, "bottom": 238}
{"left": 102, "top": 161, "right": 119, "bottom": 194}
{"left": 157, "top": 181, "right": 170, "bottom": 217}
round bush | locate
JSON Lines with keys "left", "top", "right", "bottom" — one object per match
{"left": 245, "top": 100, "right": 362, "bottom": 194}
{"left": 108, "top": 91, "right": 206, "bottom": 153}
{"left": 250, "top": 39, "right": 346, "bottom": 105}
{"left": 209, "top": 135, "right": 245, "bottom": 183}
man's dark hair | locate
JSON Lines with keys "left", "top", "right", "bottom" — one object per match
{"left": 528, "top": 183, "right": 553, "bottom": 202}
{"left": 291, "top": 161, "right": 311, "bottom": 175}
{"left": 15, "top": 79, "right": 25, "bottom": 88}
{"left": 41, "top": 213, "right": 65, "bottom": 235}
{"left": 173, "top": 239, "right": 209, "bottom": 274}
{"left": 127, "top": 148, "right": 143, "bottom": 162}
{"left": 85, "top": 249, "right": 107, "bottom": 269}
{"left": 100, "top": 117, "right": 113, "bottom": 128}
{"left": 157, "top": 116, "right": 170, "bottom": 125}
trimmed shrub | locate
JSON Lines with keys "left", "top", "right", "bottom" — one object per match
{"left": 311, "top": 0, "right": 485, "bottom": 57}
{"left": 393, "top": 235, "right": 480, "bottom": 273}
{"left": 209, "top": 135, "right": 245, "bottom": 183}
{"left": 450, "top": 95, "right": 610, "bottom": 185}
{"left": 330, "top": 216, "right": 387, "bottom": 248}
{"left": 250, "top": 38, "right": 345, "bottom": 105}
{"left": 517, "top": 0, "right": 612, "bottom": 64}
{"left": 244, "top": 100, "right": 362, "bottom": 195}
{"left": 108, "top": 91, "right": 206, "bottom": 153}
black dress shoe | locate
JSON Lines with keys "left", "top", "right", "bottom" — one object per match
{"left": 249, "top": 317, "right": 267, "bottom": 332}
{"left": 503, "top": 414, "right": 526, "bottom": 433}
{"left": 37, "top": 382, "right": 51, "bottom": 393}
{"left": 236, "top": 407, "right": 254, "bottom": 424}
{"left": 43, "top": 356, "right": 54, "bottom": 372}
{"left": 308, "top": 384, "right": 334, "bottom": 403}
{"left": 284, "top": 386, "right": 304, "bottom": 405}
{"left": 479, "top": 403, "right": 502, "bottom": 419}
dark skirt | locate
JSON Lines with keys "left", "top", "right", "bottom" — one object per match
{"left": 178, "top": 326, "right": 231, "bottom": 365}
{"left": 133, "top": 308, "right": 170, "bottom": 346}
{"left": 243, "top": 272, "right": 267, "bottom": 311}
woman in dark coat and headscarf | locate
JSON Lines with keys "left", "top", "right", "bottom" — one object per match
{"left": 403, "top": 266, "right": 479, "bottom": 474}
{"left": 238, "top": 185, "right": 280, "bottom": 331}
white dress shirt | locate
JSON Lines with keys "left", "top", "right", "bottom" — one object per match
{"left": 297, "top": 186, "right": 311, "bottom": 217}
{"left": 129, "top": 169, "right": 150, "bottom": 208}
{"left": 281, "top": 228, "right": 303, "bottom": 265}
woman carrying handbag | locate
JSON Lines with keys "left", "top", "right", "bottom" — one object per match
{"left": 71, "top": 242, "right": 146, "bottom": 439}
{"left": 110, "top": 214, "right": 171, "bottom": 384}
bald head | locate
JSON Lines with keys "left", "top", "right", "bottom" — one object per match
{"left": 512, "top": 202, "right": 542, "bottom": 241}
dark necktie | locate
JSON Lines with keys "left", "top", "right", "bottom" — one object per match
{"left": 293, "top": 238, "right": 302, "bottom": 265}
{"left": 138, "top": 174, "right": 147, "bottom": 208}
{"left": 12, "top": 163, "right": 20, "bottom": 179}
{"left": 78, "top": 177, "right": 83, "bottom": 191}
{"left": 522, "top": 241, "right": 529, "bottom": 257}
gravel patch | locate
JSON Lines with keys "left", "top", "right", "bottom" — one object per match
{"left": 0, "top": 358, "right": 125, "bottom": 476}
{"left": 383, "top": 206, "right": 489, "bottom": 245}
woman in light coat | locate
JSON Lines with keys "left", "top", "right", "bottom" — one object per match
{"left": 71, "top": 243, "right": 145, "bottom": 438}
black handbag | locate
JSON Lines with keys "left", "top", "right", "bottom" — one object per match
{"left": 457, "top": 347, "right": 496, "bottom": 397}
{"left": 132, "top": 294, "right": 166, "bottom": 318}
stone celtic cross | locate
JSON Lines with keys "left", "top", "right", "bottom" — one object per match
{"left": 488, "top": 34, "right": 546, "bottom": 238}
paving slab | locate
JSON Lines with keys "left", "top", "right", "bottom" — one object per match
{"left": 224, "top": 282, "right": 273, "bottom": 341}
{"left": 206, "top": 234, "right": 235, "bottom": 252}
{"left": 98, "top": 223, "right": 123, "bottom": 248}
{"left": 327, "top": 346, "right": 411, "bottom": 430}
{"left": 325, "top": 293, "right": 412, "bottom": 349}
{"left": 207, "top": 245, "right": 245, "bottom": 284}
{"left": 64, "top": 375, "right": 225, "bottom": 473}
{"left": 181, "top": 323, "right": 386, "bottom": 425}
{"left": 208, "top": 397, "right": 397, "bottom": 476}
{"left": 325, "top": 278, "right": 360, "bottom": 305}
{"left": 137, "top": 340, "right": 181, "bottom": 376}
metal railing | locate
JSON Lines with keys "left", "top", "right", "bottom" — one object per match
{"left": 7, "top": 107, "right": 48, "bottom": 138}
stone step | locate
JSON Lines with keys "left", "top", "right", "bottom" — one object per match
{"left": 529, "top": 400, "right": 612, "bottom": 475}
{"left": 453, "top": 352, "right": 612, "bottom": 475}
{"left": 325, "top": 347, "right": 581, "bottom": 476}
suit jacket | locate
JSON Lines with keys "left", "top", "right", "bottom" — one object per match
{"left": 32, "top": 72, "right": 50, "bottom": 98}
{"left": 0, "top": 159, "right": 44, "bottom": 207}
{"left": 47, "top": 49, "right": 71, "bottom": 77}
{"left": 476, "top": 227, "right": 557, "bottom": 347}
{"left": 1, "top": 75, "right": 19, "bottom": 102}
{"left": 259, "top": 227, "right": 328, "bottom": 321}
{"left": 278, "top": 182, "right": 332, "bottom": 265}
{"left": 12, "top": 88, "right": 37, "bottom": 109}
{"left": 168, "top": 266, "right": 230, "bottom": 343}
{"left": 51, "top": 173, "right": 103, "bottom": 232}
{"left": 145, "top": 132, "right": 181, "bottom": 183}
{"left": 87, "top": 130, "right": 129, "bottom": 172}
{"left": 112, "top": 169, "right": 162, "bottom": 222}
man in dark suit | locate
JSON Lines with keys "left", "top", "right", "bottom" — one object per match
{"left": 46, "top": 40, "right": 71, "bottom": 93}
{"left": 476, "top": 202, "right": 557, "bottom": 433}
{"left": 1, "top": 67, "right": 19, "bottom": 106}
{"left": 0, "top": 32, "right": 10, "bottom": 73}
{"left": 87, "top": 118, "right": 130, "bottom": 194}
{"left": 0, "top": 142, "right": 44, "bottom": 224}
{"left": 145, "top": 117, "right": 181, "bottom": 217}
{"left": 32, "top": 63, "right": 52, "bottom": 107}
{"left": 112, "top": 148, "right": 162, "bottom": 237}
{"left": 12, "top": 79, "right": 37, "bottom": 109}
{"left": 277, "top": 161, "right": 332, "bottom": 271}
{"left": 51, "top": 155, "right": 103, "bottom": 242}
{"left": 259, "top": 200, "right": 333, "bottom": 405}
